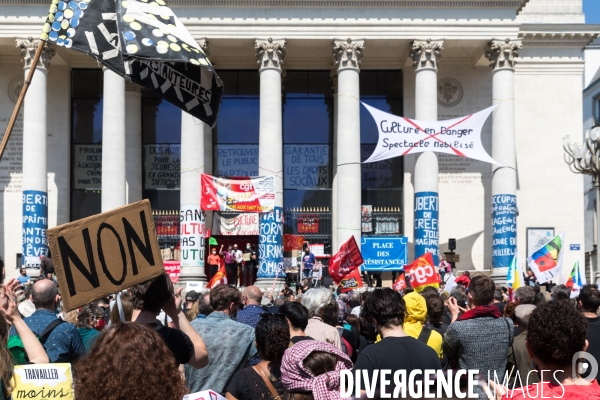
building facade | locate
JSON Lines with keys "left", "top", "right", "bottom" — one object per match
{"left": 0, "top": 0, "right": 596, "bottom": 283}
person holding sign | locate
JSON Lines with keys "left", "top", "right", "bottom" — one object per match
{"left": 242, "top": 243, "right": 257, "bottom": 287}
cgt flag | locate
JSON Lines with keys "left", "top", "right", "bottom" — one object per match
{"left": 40, "top": 0, "right": 223, "bottom": 127}
{"left": 207, "top": 259, "right": 227, "bottom": 289}
{"left": 339, "top": 269, "right": 363, "bottom": 293}
{"left": 329, "top": 236, "right": 363, "bottom": 284}
{"left": 392, "top": 273, "right": 407, "bottom": 292}
{"left": 404, "top": 252, "right": 440, "bottom": 292}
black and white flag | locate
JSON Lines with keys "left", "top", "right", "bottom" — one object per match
{"left": 41, "top": 0, "right": 223, "bottom": 127}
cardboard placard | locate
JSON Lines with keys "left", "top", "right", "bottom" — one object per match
{"left": 47, "top": 200, "right": 164, "bottom": 311}
{"left": 13, "top": 363, "right": 74, "bottom": 400}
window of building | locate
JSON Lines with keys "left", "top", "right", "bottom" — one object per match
{"left": 594, "top": 94, "right": 600, "bottom": 126}
{"left": 70, "top": 69, "right": 103, "bottom": 221}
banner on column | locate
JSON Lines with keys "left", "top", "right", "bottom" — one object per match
{"left": 22, "top": 190, "right": 49, "bottom": 269}
{"left": 414, "top": 192, "right": 439, "bottom": 265}
{"left": 360, "top": 237, "right": 408, "bottom": 272}
{"left": 492, "top": 194, "right": 517, "bottom": 268}
{"left": 361, "top": 103, "right": 499, "bottom": 165}
{"left": 201, "top": 174, "right": 275, "bottom": 212}
{"left": 258, "top": 207, "right": 284, "bottom": 278}
{"left": 180, "top": 206, "right": 205, "bottom": 268}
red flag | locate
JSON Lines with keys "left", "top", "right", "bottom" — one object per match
{"left": 207, "top": 258, "right": 228, "bottom": 289}
{"left": 328, "top": 236, "right": 363, "bottom": 284}
{"left": 393, "top": 274, "right": 407, "bottom": 292}
{"left": 339, "top": 269, "right": 363, "bottom": 293}
{"left": 405, "top": 252, "right": 440, "bottom": 292}
{"left": 284, "top": 234, "right": 304, "bottom": 251}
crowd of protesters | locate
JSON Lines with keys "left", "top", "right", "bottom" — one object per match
{"left": 0, "top": 266, "right": 599, "bottom": 400}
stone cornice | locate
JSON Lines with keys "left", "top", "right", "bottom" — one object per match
{"left": 519, "top": 24, "right": 600, "bottom": 48}
{"left": 0, "top": 0, "right": 527, "bottom": 7}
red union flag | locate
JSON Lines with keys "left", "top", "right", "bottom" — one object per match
{"left": 393, "top": 274, "right": 406, "bottom": 292}
{"left": 329, "top": 236, "right": 363, "bottom": 284}
{"left": 201, "top": 174, "right": 275, "bottom": 213}
{"left": 339, "top": 269, "right": 363, "bottom": 293}
{"left": 405, "top": 252, "right": 440, "bottom": 292}
{"left": 284, "top": 234, "right": 304, "bottom": 251}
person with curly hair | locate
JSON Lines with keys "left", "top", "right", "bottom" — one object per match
{"left": 73, "top": 322, "right": 187, "bottom": 400}
{"left": 492, "top": 300, "right": 600, "bottom": 399}
{"left": 226, "top": 313, "right": 290, "bottom": 400}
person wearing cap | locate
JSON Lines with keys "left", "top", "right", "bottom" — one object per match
{"left": 184, "top": 290, "right": 200, "bottom": 312}
{"left": 507, "top": 304, "right": 538, "bottom": 388}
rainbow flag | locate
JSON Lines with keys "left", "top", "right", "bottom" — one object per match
{"left": 566, "top": 260, "right": 586, "bottom": 298}
{"left": 207, "top": 259, "right": 228, "bottom": 289}
{"left": 506, "top": 250, "right": 524, "bottom": 301}
{"left": 527, "top": 232, "right": 564, "bottom": 284}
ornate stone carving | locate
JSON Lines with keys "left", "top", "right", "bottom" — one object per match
{"left": 410, "top": 39, "right": 443, "bottom": 71}
{"left": 16, "top": 37, "right": 54, "bottom": 70}
{"left": 255, "top": 38, "right": 286, "bottom": 71}
{"left": 486, "top": 38, "right": 522, "bottom": 71}
{"left": 333, "top": 38, "right": 364, "bottom": 72}
{"left": 437, "top": 77, "right": 463, "bottom": 108}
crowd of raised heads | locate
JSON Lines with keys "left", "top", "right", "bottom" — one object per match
{"left": 1, "top": 271, "right": 600, "bottom": 400}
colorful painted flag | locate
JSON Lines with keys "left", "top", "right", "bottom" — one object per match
{"left": 404, "top": 252, "right": 440, "bottom": 292}
{"left": 567, "top": 260, "right": 586, "bottom": 298}
{"left": 40, "top": 0, "right": 223, "bottom": 126}
{"left": 339, "top": 269, "right": 363, "bottom": 293}
{"left": 284, "top": 234, "right": 304, "bottom": 251}
{"left": 328, "top": 236, "right": 363, "bottom": 284}
{"left": 392, "top": 273, "right": 407, "bottom": 292}
{"left": 207, "top": 259, "right": 227, "bottom": 289}
{"left": 527, "top": 232, "right": 564, "bottom": 284}
{"left": 506, "top": 250, "right": 524, "bottom": 301}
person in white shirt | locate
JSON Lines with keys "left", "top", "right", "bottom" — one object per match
{"left": 232, "top": 244, "right": 244, "bottom": 286}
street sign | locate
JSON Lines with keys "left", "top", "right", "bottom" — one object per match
{"left": 570, "top": 244, "right": 581, "bottom": 251}
{"left": 360, "top": 237, "right": 408, "bottom": 272}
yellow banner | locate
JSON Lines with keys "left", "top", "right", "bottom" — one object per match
{"left": 12, "top": 363, "right": 74, "bottom": 400}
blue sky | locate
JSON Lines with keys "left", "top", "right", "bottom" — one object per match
{"left": 584, "top": 0, "right": 600, "bottom": 24}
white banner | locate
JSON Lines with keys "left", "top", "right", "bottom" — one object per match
{"left": 180, "top": 205, "right": 205, "bottom": 267}
{"left": 213, "top": 213, "right": 260, "bottom": 235}
{"left": 362, "top": 103, "right": 499, "bottom": 165}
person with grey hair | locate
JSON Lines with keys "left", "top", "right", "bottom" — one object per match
{"left": 508, "top": 304, "right": 539, "bottom": 387}
{"left": 514, "top": 286, "right": 536, "bottom": 305}
{"left": 551, "top": 284, "right": 571, "bottom": 302}
{"left": 301, "top": 288, "right": 341, "bottom": 350}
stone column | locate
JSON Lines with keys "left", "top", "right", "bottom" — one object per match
{"left": 17, "top": 38, "right": 54, "bottom": 269}
{"left": 331, "top": 69, "right": 339, "bottom": 252}
{"left": 179, "top": 39, "right": 210, "bottom": 285}
{"left": 125, "top": 82, "right": 142, "bottom": 204}
{"left": 410, "top": 39, "right": 443, "bottom": 265}
{"left": 101, "top": 67, "right": 126, "bottom": 212}
{"left": 334, "top": 38, "right": 364, "bottom": 252}
{"left": 255, "top": 38, "right": 286, "bottom": 290}
{"left": 486, "top": 39, "right": 522, "bottom": 281}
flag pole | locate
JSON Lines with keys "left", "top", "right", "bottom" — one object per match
{"left": 0, "top": 39, "right": 46, "bottom": 161}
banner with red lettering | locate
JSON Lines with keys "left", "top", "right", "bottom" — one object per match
{"left": 392, "top": 273, "right": 406, "bottom": 292}
{"left": 339, "top": 268, "right": 363, "bottom": 293}
{"left": 164, "top": 260, "right": 181, "bottom": 284}
{"left": 298, "top": 214, "right": 319, "bottom": 233}
{"left": 284, "top": 234, "right": 304, "bottom": 251}
{"left": 213, "top": 213, "right": 259, "bottom": 236}
{"left": 404, "top": 252, "right": 440, "bottom": 292}
{"left": 329, "top": 236, "right": 363, "bottom": 284}
{"left": 201, "top": 174, "right": 275, "bottom": 212}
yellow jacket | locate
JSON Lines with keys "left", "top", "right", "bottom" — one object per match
{"left": 402, "top": 292, "right": 444, "bottom": 359}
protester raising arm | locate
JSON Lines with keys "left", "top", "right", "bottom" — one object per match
{"left": 1, "top": 279, "right": 48, "bottom": 364}
{"left": 163, "top": 287, "right": 209, "bottom": 369}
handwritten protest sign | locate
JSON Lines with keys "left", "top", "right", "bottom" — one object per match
{"left": 47, "top": 200, "right": 164, "bottom": 311}
{"left": 12, "top": 363, "right": 73, "bottom": 400}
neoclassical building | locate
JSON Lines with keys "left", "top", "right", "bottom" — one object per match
{"left": 0, "top": 0, "right": 596, "bottom": 283}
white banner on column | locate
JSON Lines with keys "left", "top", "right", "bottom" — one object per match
{"left": 362, "top": 103, "right": 500, "bottom": 165}
{"left": 180, "top": 205, "right": 205, "bottom": 267}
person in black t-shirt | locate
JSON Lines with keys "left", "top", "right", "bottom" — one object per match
{"left": 353, "top": 288, "right": 441, "bottom": 396}
{"left": 578, "top": 284, "right": 600, "bottom": 382}
{"left": 242, "top": 243, "right": 257, "bottom": 287}
{"left": 279, "top": 301, "right": 314, "bottom": 346}
{"left": 129, "top": 272, "right": 209, "bottom": 368}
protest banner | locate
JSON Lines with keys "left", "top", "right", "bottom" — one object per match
{"left": 12, "top": 363, "right": 73, "bottom": 400}
{"left": 444, "top": 273, "right": 457, "bottom": 294}
{"left": 360, "top": 237, "right": 408, "bottom": 272}
{"left": 201, "top": 174, "right": 275, "bottom": 212}
{"left": 283, "top": 145, "right": 329, "bottom": 189}
{"left": 144, "top": 145, "right": 180, "bottom": 189}
{"left": 212, "top": 213, "right": 259, "bottom": 236}
{"left": 339, "top": 268, "right": 363, "bottom": 293}
{"left": 527, "top": 232, "right": 565, "bottom": 284}
{"left": 180, "top": 205, "right": 205, "bottom": 267}
{"left": 164, "top": 260, "right": 180, "bottom": 284}
{"left": 404, "top": 252, "right": 440, "bottom": 292}
{"left": 414, "top": 192, "right": 440, "bottom": 265}
{"left": 22, "top": 190, "right": 49, "bottom": 269}
{"left": 47, "top": 200, "right": 164, "bottom": 311}
{"left": 361, "top": 103, "right": 499, "bottom": 165}
{"left": 184, "top": 390, "right": 226, "bottom": 400}
{"left": 186, "top": 281, "right": 204, "bottom": 292}
{"left": 392, "top": 273, "right": 407, "bottom": 292}
{"left": 329, "top": 236, "right": 363, "bottom": 284}
{"left": 284, "top": 234, "right": 304, "bottom": 251}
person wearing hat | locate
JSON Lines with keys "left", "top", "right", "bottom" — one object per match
{"left": 507, "top": 304, "right": 538, "bottom": 387}
{"left": 184, "top": 291, "right": 200, "bottom": 312}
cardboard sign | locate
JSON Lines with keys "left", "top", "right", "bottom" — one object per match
{"left": 47, "top": 200, "right": 164, "bottom": 311}
{"left": 13, "top": 363, "right": 74, "bottom": 400}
